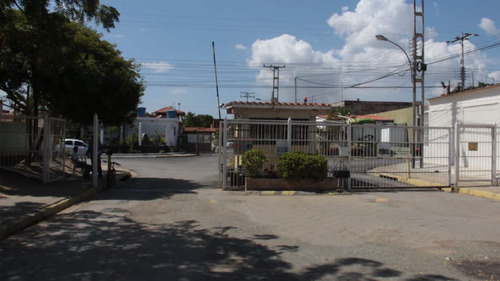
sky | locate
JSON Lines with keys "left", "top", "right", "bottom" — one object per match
{"left": 4, "top": 0, "right": 499, "bottom": 119}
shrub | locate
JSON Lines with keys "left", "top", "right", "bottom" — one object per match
{"left": 278, "top": 152, "right": 327, "bottom": 181}
{"left": 242, "top": 149, "right": 267, "bottom": 177}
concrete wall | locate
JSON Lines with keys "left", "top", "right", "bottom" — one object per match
{"left": 126, "top": 117, "right": 179, "bottom": 147}
{"left": 426, "top": 85, "right": 500, "bottom": 169}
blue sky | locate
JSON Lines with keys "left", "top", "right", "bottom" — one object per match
{"left": 5, "top": 0, "right": 499, "bottom": 119}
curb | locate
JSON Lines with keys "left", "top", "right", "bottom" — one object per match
{"left": 377, "top": 173, "right": 444, "bottom": 187}
{"left": 0, "top": 171, "right": 131, "bottom": 240}
{"left": 378, "top": 173, "right": 500, "bottom": 201}
{"left": 457, "top": 187, "right": 500, "bottom": 201}
{"left": 0, "top": 185, "right": 104, "bottom": 240}
{"left": 257, "top": 190, "right": 342, "bottom": 196}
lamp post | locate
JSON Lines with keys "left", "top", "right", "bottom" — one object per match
{"left": 376, "top": 34, "right": 418, "bottom": 168}
{"left": 376, "top": 35, "right": 417, "bottom": 128}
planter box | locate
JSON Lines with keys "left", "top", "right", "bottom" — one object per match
{"left": 245, "top": 177, "right": 340, "bottom": 192}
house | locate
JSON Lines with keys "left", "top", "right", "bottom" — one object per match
{"left": 427, "top": 84, "right": 500, "bottom": 127}
{"left": 331, "top": 100, "right": 412, "bottom": 115}
{"left": 124, "top": 106, "right": 185, "bottom": 147}
{"left": 225, "top": 101, "right": 330, "bottom": 121}
{"left": 179, "top": 127, "right": 218, "bottom": 153}
{"left": 223, "top": 100, "right": 331, "bottom": 167}
{"left": 426, "top": 84, "right": 500, "bottom": 170}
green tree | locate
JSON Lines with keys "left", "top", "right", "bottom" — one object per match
{"left": 0, "top": 9, "right": 143, "bottom": 125}
{"left": 181, "top": 112, "right": 214, "bottom": 128}
{"left": 329, "top": 106, "right": 352, "bottom": 120}
{"left": 0, "top": 0, "right": 119, "bottom": 31}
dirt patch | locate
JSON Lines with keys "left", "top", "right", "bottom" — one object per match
{"left": 452, "top": 258, "right": 500, "bottom": 280}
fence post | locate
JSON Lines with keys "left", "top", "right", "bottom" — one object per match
{"left": 42, "top": 113, "right": 50, "bottom": 184}
{"left": 222, "top": 118, "right": 228, "bottom": 190}
{"left": 492, "top": 124, "right": 498, "bottom": 186}
{"left": 138, "top": 122, "right": 142, "bottom": 147}
{"left": 454, "top": 121, "right": 460, "bottom": 188}
{"left": 287, "top": 117, "right": 292, "bottom": 153}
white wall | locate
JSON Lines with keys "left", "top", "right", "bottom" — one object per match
{"left": 426, "top": 85, "right": 500, "bottom": 168}
{"left": 127, "top": 117, "right": 179, "bottom": 146}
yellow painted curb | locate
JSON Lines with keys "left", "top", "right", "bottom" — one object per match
{"left": 281, "top": 191, "right": 297, "bottom": 196}
{"left": 378, "top": 173, "right": 444, "bottom": 187}
{"left": 458, "top": 188, "right": 500, "bottom": 201}
{"left": 260, "top": 191, "right": 276, "bottom": 196}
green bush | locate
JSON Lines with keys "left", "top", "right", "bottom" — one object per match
{"left": 277, "top": 152, "right": 327, "bottom": 181}
{"left": 242, "top": 149, "right": 267, "bottom": 177}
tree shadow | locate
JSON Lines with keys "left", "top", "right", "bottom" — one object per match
{"left": 96, "top": 177, "right": 207, "bottom": 201}
{"left": 0, "top": 209, "right": 459, "bottom": 281}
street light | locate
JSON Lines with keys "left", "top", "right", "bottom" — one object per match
{"left": 375, "top": 34, "right": 417, "bottom": 127}
{"left": 376, "top": 34, "right": 419, "bottom": 167}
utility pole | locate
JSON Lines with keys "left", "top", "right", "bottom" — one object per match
{"left": 413, "top": 0, "right": 426, "bottom": 168}
{"left": 263, "top": 64, "right": 285, "bottom": 102}
{"left": 447, "top": 32, "right": 478, "bottom": 90}
{"left": 240, "top": 91, "right": 255, "bottom": 102}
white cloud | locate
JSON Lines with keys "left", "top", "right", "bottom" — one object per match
{"left": 479, "top": 18, "right": 500, "bottom": 35}
{"left": 141, "top": 62, "right": 174, "bottom": 73}
{"left": 235, "top": 44, "right": 247, "bottom": 50}
{"left": 247, "top": 34, "right": 339, "bottom": 84}
{"left": 246, "top": 0, "right": 496, "bottom": 103}
{"left": 488, "top": 71, "right": 500, "bottom": 83}
{"left": 425, "top": 27, "right": 438, "bottom": 40}
{"left": 327, "top": 0, "right": 412, "bottom": 59}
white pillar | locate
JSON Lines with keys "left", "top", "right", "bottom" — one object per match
{"left": 138, "top": 122, "right": 142, "bottom": 147}
{"left": 287, "top": 117, "right": 292, "bottom": 153}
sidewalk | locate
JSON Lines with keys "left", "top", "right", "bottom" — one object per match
{"left": 0, "top": 167, "right": 130, "bottom": 240}
{"left": 0, "top": 152, "right": 194, "bottom": 240}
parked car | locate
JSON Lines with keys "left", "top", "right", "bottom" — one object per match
{"left": 55, "top": 138, "right": 89, "bottom": 156}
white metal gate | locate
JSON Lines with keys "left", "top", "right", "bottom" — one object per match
{"left": 455, "top": 124, "right": 499, "bottom": 187}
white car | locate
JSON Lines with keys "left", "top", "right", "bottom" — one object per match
{"left": 55, "top": 139, "right": 89, "bottom": 156}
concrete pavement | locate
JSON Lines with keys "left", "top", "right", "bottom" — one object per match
{"left": 1, "top": 154, "right": 498, "bottom": 240}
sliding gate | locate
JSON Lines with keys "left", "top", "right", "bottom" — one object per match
{"left": 219, "top": 119, "right": 453, "bottom": 190}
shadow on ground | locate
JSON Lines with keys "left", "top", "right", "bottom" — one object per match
{"left": 0, "top": 208, "right": 460, "bottom": 281}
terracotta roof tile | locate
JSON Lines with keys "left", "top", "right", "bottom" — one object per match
{"left": 225, "top": 101, "right": 330, "bottom": 107}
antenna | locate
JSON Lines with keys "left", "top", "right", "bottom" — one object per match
{"left": 240, "top": 91, "right": 255, "bottom": 102}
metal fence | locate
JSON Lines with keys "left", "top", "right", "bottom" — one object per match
{"left": 219, "top": 119, "right": 498, "bottom": 190}
{"left": 455, "top": 124, "right": 499, "bottom": 187}
{"left": 0, "top": 114, "right": 66, "bottom": 183}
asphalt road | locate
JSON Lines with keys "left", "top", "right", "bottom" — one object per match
{"left": 0, "top": 155, "right": 499, "bottom": 280}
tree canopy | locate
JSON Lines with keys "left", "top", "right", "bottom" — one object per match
{"left": 0, "top": 1, "right": 144, "bottom": 126}
{"left": 0, "top": 0, "right": 119, "bottom": 30}
{"left": 181, "top": 112, "right": 214, "bottom": 128}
